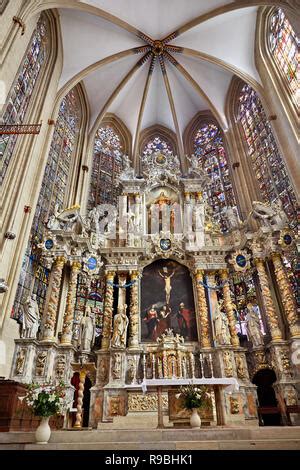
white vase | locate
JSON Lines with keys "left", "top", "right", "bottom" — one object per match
{"left": 35, "top": 416, "right": 51, "bottom": 444}
{"left": 190, "top": 408, "right": 201, "bottom": 429}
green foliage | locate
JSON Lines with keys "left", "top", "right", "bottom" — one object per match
{"left": 21, "top": 381, "right": 67, "bottom": 418}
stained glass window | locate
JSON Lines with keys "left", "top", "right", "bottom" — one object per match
{"left": 193, "top": 122, "right": 237, "bottom": 232}
{"left": 237, "top": 83, "right": 297, "bottom": 220}
{"left": 269, "top": 8, "right": 299, "bottom": 106}
{"left": 12, "top": 88, "right": 82, "bottom": 321}
{"left": 0, "top": 15, "right": 48, "bottom": 184}
{"left": 73, "top": 275, "right": 105, "bottom": 347}
{"left": 88, "top": 126, "right": 123, "bottom": 209}
{"left": 142, "top": 136, "right": 173, "bottom": 159}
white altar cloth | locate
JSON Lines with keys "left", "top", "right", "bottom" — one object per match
{"left": 126, "top": 377, "right": 239, "bottom": 393}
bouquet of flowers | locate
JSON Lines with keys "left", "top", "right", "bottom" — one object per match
{"left": 20, "top": 381, "right": 68, "bottom": 417}
{"left": 176, "top": 384, "right": 211, "bottom": 410}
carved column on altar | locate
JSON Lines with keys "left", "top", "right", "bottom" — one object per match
{"left": 195, "top": 269, "right": 211, "bottom": 348}
{"left": 272, "top": 253, "right": 300, "bottom": 338}
{"left": 61, "top": 261, "right": 82, "bottom": 345}
{"left": 128, "top": 271, "right": 139, "bottom": 349}
{"left": 220, "top": 269, "right": 239, "bottom": 347}
{"left": 42, "top": 256, "right": 66, "bottom": 341}
{"left": 254, "top": 258, "right": 282, "bottom": 341}
{"left": 101, "top": 271, "right": 115, "bottom": 350}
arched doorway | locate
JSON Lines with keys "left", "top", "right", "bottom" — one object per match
{"left": 252, "top": 368, "right": 281, "bottom": 426}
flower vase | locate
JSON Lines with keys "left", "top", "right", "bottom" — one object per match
{"left": 190, "top": 408, "right": 201, "bottom": 429}
{"left": 35, "top": 416, "right": 51, "bottom": 444}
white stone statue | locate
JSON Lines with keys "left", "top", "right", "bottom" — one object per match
{"left": 111, "top": 304, "right": 129, "bottom": 349}
{"left": 21, "top": 294, "right": 40, "bottom": 339}
{"left": 79, "top": 306, "right": 96, "bottom": 352}
{"left": 246, "top": 303, "right": 264, "bottom": 347}
{"left": 46, "top": 203, "right": 61, "bottom": 230}
{"left": 214, "top": 302, "right": 231, "bottom": 346}
{"left": 119, "top": 154, "right": 135, "bottom": 180}
{"left": 88, "top": 206, "right": 99, "bottom": 233}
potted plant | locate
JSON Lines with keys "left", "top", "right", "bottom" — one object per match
{"left": 176, "top": 384, "right": 211, "bottom": 429}
{"left": 20, "top": 381, "right": 68, "bottom": 444}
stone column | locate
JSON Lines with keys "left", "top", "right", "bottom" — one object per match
{"left": 128, "top": 271, "right": 139, "bottom": 349}
{"left": 195, "top": 269, "right": 211, "bottom": 348}
{"left": 61, "top": 261, "right": 82, "bottom": 345}
{"left": 254, "top": 258, "right": 282, "bottom": 341}
{"left": 42, "top": 256, "right": 65, "bottom": 341}
{"left": 101, "top": 271, "right": 115, "bottom": 350}
{"left": 272, "top": 253, "right": 300, "bottom": 338}
{"left": 220, "top": 269, "right": 239, "bottom": 347}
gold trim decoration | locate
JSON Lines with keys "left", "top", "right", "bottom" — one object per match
{"left": 101, "top": 272, "right": 115, "bottom": 350}
{"left": 272, "top": 253, "right": 300, "bottom": 338}
{"left": 254, "top": 258, "right": 282, "bottom": 341}
{"left": 195, "top": 269, "right": 211, "bottom": 348}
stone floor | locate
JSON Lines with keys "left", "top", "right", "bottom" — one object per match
{"left": 1, "top": 427, "right": 300, "bottom": 450}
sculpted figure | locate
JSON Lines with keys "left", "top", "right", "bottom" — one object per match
{"left": 111, "top": 304, "right": 129, "bottom": 348}
{"left": 79, "top": 306, "right": 96, "bottom": 352}
{"left": 246, "top": 303, "right": 264, "bottom": 347}
{"left": 214, "top": 302, "right": 231, "bottom": 345}
{"left": 158, "top": 268, "right": 175, "bottom": 305}
{"left": 16, "top": 349, "right": 26, "bottom": 375}
{"left": 21, "top": 294, "right": 40, "bottom": 339}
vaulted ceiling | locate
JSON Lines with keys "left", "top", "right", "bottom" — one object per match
{"left": 55, "top": 0, "right": 263, "bottom": 153}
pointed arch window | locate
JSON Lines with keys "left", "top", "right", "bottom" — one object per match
{"left": 193, "top": 122, "right": 237, "bottom": 232}
{"left": 237, "top": 83, "right": 297, "bottom": 220}
{"left": 13, "top": 87, "right": 83, "bottom": 321}
{"left": 88, "top": 125, "right": 123, "bottom": 209}
{"left": 0, "top": 14, "right": 49, "bottom": 184}
{"left": 269, "top": 8, "right": 299, "bottom": 107}
{"left": 142, "top": 136, "right": 174, "bottom": 159}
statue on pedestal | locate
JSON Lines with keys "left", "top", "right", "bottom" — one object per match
{"left": 79, "top": 306, "right": 96, "bottom": 352}
{"left": 21, "top": 294, "right": 40, "bottom": 339}
{"left": 111, "top": 304, "right": 129, "bottom": 348}
{"left": 246, "top": 303, "right": 264, "bottom": 347}
{"left": 214, "top": 302, "right": 231, "bottom": 345}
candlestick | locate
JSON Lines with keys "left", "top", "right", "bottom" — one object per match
{"left": 209, "top": 353, "right": 214, "bottom": 378}
{"left": 142, "top": 352, "right": 146, "bottom": 380}
{"left": 199, "top": 352, "right": 204, "bottom": 378}
{"left": 152, "top": 353, "right": 156, "bottom": 379}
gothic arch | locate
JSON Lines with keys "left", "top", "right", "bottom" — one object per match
{"left": 226, "top": 76, "right": 297, "bottom": 220}
{"left": 1, "top": 9, "right": 60, "bottom": 188}
{"left": 139, "top": 125, "right": 179, "bottom": 158}
{"left": 183, "top": 111, "right": 240, "bottom": 228}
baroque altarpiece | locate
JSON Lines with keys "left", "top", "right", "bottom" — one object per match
{"left": 10, "top": 148, "right": 300, "bottom": 428}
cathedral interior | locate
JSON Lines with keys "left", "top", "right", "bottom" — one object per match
{"left": 0, "top": 0, "right": 300, "bottom": 449}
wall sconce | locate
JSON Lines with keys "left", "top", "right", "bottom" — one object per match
{"left": 24, "top": 206, "right": 31, "bottom": 213}
{"left": 232, "top": 162, "right": 240, "bottom": 170}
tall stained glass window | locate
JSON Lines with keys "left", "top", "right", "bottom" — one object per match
{"left": 269, "top": 8, "right": 299, "bottom": 106}
{"left": 88, "top": 126, "right": 123, "bottom": 209}
{"left": 237, "top": 83, "right": 297, "bottom": 220}
{"left": 0, "top": 15, "right": 48, "bottom": 184}
{"left": 13, "top": 88, "right": 82, "bottom": 321}
{"left": 193, "top": 122, "right": 237, "bottom": 232}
